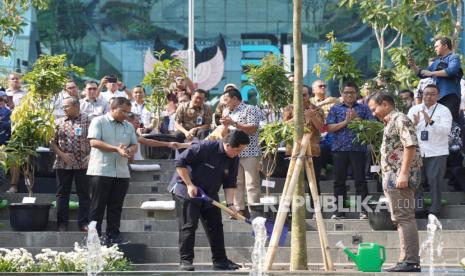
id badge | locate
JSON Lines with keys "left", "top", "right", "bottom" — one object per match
{"left": 420, "top": 130, "right": 428, "bottom": 141}
{"left": 196, "top": 116, "right": 203, "bottom": 125}
{"left": 382, "top": 172, "right": 396, "bottom": 190}
{"left": 74, "top": 127, "right": 82, "bottom": 136}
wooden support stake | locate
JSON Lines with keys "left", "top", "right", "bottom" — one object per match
{"left": 264, "top": 134, "right": 311, "bottom": 271}
{"left": 303, "top": 156, "right": 334, "bottom": 271}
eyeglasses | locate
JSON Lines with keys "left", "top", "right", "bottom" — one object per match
{"left": 318, "top": 85, "right": 327, "bottom": 88}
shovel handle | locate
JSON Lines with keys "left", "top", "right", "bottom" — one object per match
{"left": 211, "top": 200, "right": 248, "bottom": 222}
{"left": 191, "top": 187, "right": 249, "bottom": 223}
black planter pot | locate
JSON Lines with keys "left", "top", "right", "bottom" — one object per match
{"left": 140, "top": 134, "right": 177, "bottom": 159}
{"left": 367, "top": 202, "right": 396, "bottom": 231}
{"left": 9, "top": 203, "right": 51, "bottom": 231}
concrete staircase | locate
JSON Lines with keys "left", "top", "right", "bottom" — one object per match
{"left": 1, "top": 158, "right": 465, "bottom": 274}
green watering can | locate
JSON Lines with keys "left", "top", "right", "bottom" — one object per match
{"left": 336, "top": 241, "right": 386, "bottom": 272}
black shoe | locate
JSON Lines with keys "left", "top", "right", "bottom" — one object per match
{"left": 108, "top": 235, "right": 129, "bottom": 246}
{"left": 384, "top": 262, "right": 421, "bottom": 272}
{"left": 213, "top": 259, "right": 241, "bottom": 270}
{"left": 179, "top": 260, "right": 195, "bottom": 271}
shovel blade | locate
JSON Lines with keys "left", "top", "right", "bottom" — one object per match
{"left": 252, "top": 219, "right": 288, "bottom": 246}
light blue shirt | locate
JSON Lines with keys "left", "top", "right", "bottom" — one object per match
{"left": 86, "top": 113, "right": 137, "bottom": 178}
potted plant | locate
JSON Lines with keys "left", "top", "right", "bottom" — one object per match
{"left": 142, "top": 49, "right": 186, "bottom": 131}
{"left": 347, "top": 118, "right": 396, "bottom": 230}
{"left": 140, "top": 50, "right": 186, "bottom": 159}
{"left": 246, "top": 54, "right": 292, "bottom": 182}
{"left": 313, "top": 32, "right": 361, "bottom": 93}
{"left": 0, "top": 54, "right": 83, "bottom": 231}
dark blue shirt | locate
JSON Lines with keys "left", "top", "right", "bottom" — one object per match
{"left": 422, "top": 53, "right": 462, "bottom": 98}
{"left": 326, "top": 102, "right": 374, "bottom": 152}
{"left": 168, "top": 140, "right": 239, "bottom": 201}
{"left": 0, "top": 107, "right": 11, "bottom": 145}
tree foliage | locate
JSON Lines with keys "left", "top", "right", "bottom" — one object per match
{"left": 339, "top": 0, "right": 462, "bottom": 72}
{"left": 246, "top": 54, "right": 292, "bottom": 117}
{"left": 1, "top": 54, "right": 83, "bottom": 196}
{"left": 313, "top": 32, "right": 361, "bottom": 92}
{"left": 348, "top": 118, "right": 384, "bottom": 168}
{"left": 141, "top": 50, "right": 186, "bottom": 124}
{"left": 0, "top": 0, "right": 50, "bottom": 57}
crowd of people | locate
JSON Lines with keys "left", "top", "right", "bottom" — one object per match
{"left": 0, "top": 36, "right": 464, "bottom": 272}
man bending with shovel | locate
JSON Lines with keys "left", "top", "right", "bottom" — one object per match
{"left": 168, "top": 130, "right": 250, "bottom": 271}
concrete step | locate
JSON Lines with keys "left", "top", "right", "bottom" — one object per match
{"left": 131, "top": 262, "right": 464, "bottom": 271}
{"left": 1, "top": 230, "right": 463, "bottom": 249}
{"left": 6, "top": 245, "right": 463, "bottom": 265}
{"left": 1, "top": 204, "right": 465, "bottom": 221}
{"left": 3, "top": 191, "right": 464, "bottom": 207}
{"left": 2, "top": 218, "right": 465, "bottom": 232}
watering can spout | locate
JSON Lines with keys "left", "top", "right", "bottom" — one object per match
{"left": 336, "top": 241, "right": 358, "bottom": 263}
{"left": 343, "top": 248, "right": 358, "bottom": 262}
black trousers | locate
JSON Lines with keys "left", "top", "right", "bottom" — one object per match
{"left": 174, "top": 128, "right": 210, "bottom": 143}
{"left": 56, "top": 169, "right": 90, "bottom": 227}
{"left": 173, "top": 194, "right": 227, "bottom": 263}
{"left": 332, "top": 151, "right": 368, "bottom": 213}
{"left": 89, "top": 176, "right": 129, "bottom": 238}
{"left": 438, "top": 93, "right": 460, "bottom": 122}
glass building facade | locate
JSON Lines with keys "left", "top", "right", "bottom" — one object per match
{"left": 3, "top": 0, "right": 464, "bottom": 99}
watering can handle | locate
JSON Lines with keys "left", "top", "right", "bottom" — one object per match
{"left": 380, "top": 246, "right": 386, "bottom": 262}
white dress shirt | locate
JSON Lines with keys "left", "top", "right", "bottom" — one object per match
{"left": 100, "top": 90, "right": 128, "bottom": 103}
{"left": 407, "top": 103, "right": 452, "bottom": 157}
{"left": 5, "top": 88, "right": 27, "bottom": 108}
{"left": 131, "top": 101, "right": 152, "bottom": 128}
{"left": 80, "top": 97, "right": 109, "bottom": 119}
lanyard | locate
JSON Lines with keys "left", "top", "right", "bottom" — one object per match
{"left": 425, "top": 103, "right": 438, "bottom": 128}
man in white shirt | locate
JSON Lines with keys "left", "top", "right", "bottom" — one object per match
{"left": 99, "top": 75, "right": 130, "bottom": 103}
{"left": 5, "top": 72, "right": 27, "bottom": 110}
{"left": 80, "top": 80, "right": 109, "bottom": 120}
{"left": 407, "top": 84, "right": 452, "bottom": 217}
{"left": 130, "top": 86, "right": 152, "bottom": 130}
{"left": 54, "top": 79, "right": 80, "bottom": 118}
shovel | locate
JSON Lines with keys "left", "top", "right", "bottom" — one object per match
{"left": 193, "top": 187, "right": 288, "bottom": 246}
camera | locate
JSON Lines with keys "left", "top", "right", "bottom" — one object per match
{"left": 436, "top": 60, "right": 448, "bottom": 71}
{"left": 106, "top": 75, "right": 117, "bottom": 83}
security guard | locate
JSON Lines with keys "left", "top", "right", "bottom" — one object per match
{"left": 168, "top": 130, "right": 250, "bottom": 271}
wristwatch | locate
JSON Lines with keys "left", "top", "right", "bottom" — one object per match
{"left": 226, "top": 203, "right": 234, "bottom": 207}
{"left": 233, "top": 121, "right": 238, "bottom": 127}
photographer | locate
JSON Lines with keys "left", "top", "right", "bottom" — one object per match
{"left": 408, "top": 37, "right": 462, "bottom": 122}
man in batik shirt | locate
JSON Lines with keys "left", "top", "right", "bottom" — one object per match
{"left": 368, "top": 93, "right": 422, "bottom": 273}
{"left": 50, "top": 97, "right": 91, "bottom": 232}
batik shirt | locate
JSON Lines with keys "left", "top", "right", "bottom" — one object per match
{"left": 326, "top": 102, "right": 374, "bottom": 151}
{"left": 380, "top": 110, "right": 422, "bottom": 189}
{"left": 229, "top": 102, "right": 264, "bottom": 158}
{"left": 175, "top": 102, "right": 212, "bottom": 131}
{"left": 283, "top": 103, "right": 323, "bottom": 156}
{"left": 310, "top": 96, "right": 339, "bottom": 120}
{"left": 53, "top": 113, "right": 91, "bottom": 170}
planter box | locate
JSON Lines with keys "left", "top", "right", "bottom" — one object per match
{"left": 140, "top": 134, "right": 176, "bottom": 159}
{"left": 9, "top": 203, "right": 52, "bottom": 231}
